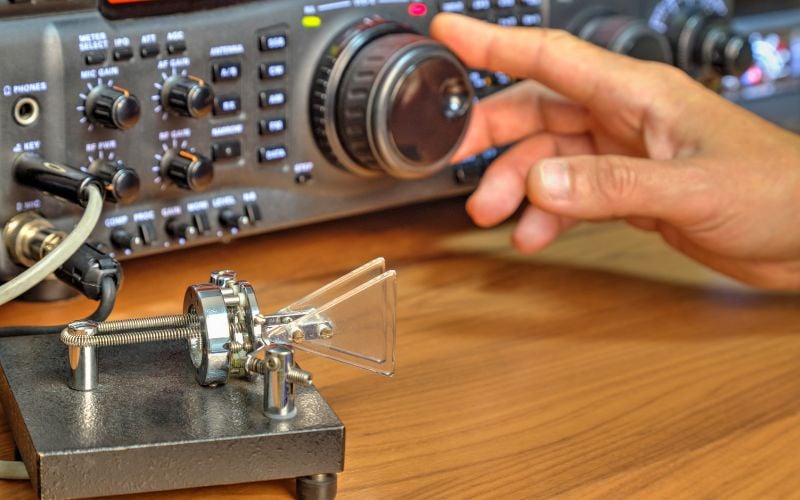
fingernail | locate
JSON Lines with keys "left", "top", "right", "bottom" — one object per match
{"left": 538, "top": 160, "right": 572, "bottom": 201}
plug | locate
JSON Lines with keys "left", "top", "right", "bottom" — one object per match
{"left": 14, "top": 153, "right": 105, "bottom": 207}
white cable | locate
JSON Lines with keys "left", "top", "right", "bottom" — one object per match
{"left": 0, "top": 186, "right": 104, "bottom": 306}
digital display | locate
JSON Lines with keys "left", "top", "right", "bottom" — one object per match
{"left": 105, "top": 0, "right": 160, "bottom": 4}
{"left": 100, "top": 0, "right": 254, "bottom": 19}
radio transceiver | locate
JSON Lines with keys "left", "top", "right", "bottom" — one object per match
{"left": 0, "top": 2, "right": 797, "bottom": 499}
{"left": 0, "top": 0, "right": 797, "bottom": 290}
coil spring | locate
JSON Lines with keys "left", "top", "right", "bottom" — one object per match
{"left": 225, "top": 338, "right": 252, "bottom": 354}
{"left": 62, "top": 326, "right": 201, "bottom": 348}
{"left": 96, "top": 314, "right": 199, "bottom": 334}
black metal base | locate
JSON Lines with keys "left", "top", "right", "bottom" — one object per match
{"left": 0, "top": 335, "right": 345, "bottom": 499}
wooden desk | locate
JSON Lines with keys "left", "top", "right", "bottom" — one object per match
{"left": 1, "top": 198, "right": 798, "bottom": 499}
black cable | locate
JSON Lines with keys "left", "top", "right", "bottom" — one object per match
{"left": 0, "top": 276, "right": 118, "bottom": 338}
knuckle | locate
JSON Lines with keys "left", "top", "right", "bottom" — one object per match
{"left": 652, "top": 65, "right": 698, "bottom": 100}
{"left": 592, "top": 158, "right": 639, "bottom": 211}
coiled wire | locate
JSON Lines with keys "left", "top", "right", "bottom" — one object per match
{"left": 61, "top": 325, "right": 201, "bottom": 348}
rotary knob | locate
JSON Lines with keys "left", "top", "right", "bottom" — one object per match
{"left": 160, "top": 149, "right": 214, "bottom": 192}
{"left": 166, "top": 219, "right": 199, "bottom": 241}
{"left": 88, "top": 159, "right": 141, "bottom": 204}
{"left": 666, "top": 8, "right": 753, "bottom": 77}
{"left": 578, "top": 15, "right": 673, "bottom": 63}
{"left": 110, "top": 229, "right": 144, "bottom": 252}
{"left": 218, "top": 208, "right": 250, "bottom": 230}
{"left": 310, "top": 17, "right": 473, "bottom": 179}
{"left": 85, "top": 84, "right": 141, "bottom": 130}
{"left": 160, "top": 75, "right": 214, "bottom": 118}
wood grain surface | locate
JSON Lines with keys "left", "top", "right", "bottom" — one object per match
{"left": 0, "top": 198, "right": 798, "bottom": 499}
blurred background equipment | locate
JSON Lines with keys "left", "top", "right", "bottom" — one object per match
{"left": 0, "top": 0, "right": 797, "bottom": 298}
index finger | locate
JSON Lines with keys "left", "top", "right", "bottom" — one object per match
{"left": 430, "top": 13, "right": 663, "bottom": 110}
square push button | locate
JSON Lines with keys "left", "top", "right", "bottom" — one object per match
{"left": 214, "top": 95, "right": 241, "bottom": 116}
{"left": 212, "top": 61, "right": 241, "bottom": 82}
{"left": 258, "top": 145, "right": 288, "bottom": 163}
{"left": 259, "top": 62, "right": 286, "bottom": 80}
{"left": 211, "top": 140, "right": 242, "bottom": 161}
{"left": 259, "top": 117, "right": 286, "bottom": 135}
{"left": 259, "top": 90, "right": 286, "bottom": 108}
{"left": 259, "top": 33, "right": 288, "bottom": 51}
{"left": 113, "top": 46, "right": 134, "bottom": 61}
{"left": 84, "top": 51, "right": 107, "bottom": 65}
{"left": 140, "top": 43, "right": 160, "bottom": 58}
{"left": 166, "top": 40, "right": 187, "bottom": 54}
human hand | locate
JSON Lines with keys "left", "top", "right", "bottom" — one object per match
{"left": 430, "top": 14, "right": 800, "bottom": 290}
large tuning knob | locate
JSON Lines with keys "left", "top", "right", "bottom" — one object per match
{"left": 578, "top": 14, "right": 673, "bottom": 63}
{"left": 310, "top": 17, "right": 473, "bottom": 179}
{"left": 666, "top": 8, "right": 752, "bottom": 77}
{"left": 85, "top": 84, "right": 141, "bottom": 130}
{"left": 161, "top": 75, "right": 214, "bottom": 118}
{"left": 160, "top": 149, "right": 214, "bottom": 191}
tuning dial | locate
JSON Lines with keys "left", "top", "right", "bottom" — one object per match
{"left": 578, "top": 15, "right": 673, "bottom": 63}
{"left": 311, "top": 17, "right": 473, "bottom": 179}
{"left": 160, "top": 149, "right": 214, "bottom": 191}
{"left": 666, "top": 8, "right": 753, "bottom": 77}
{"left": 88, "top": 159, "right": 141, "bottom": 204}
{"left": 160, "top": 75, "right": 214, "bottom": 118}
{"left": 85, "top": 84, "right": 141, "bottom": 130}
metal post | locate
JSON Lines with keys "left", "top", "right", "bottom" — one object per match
{"left": 265, "top": 345, "right": 297, "bottom": 420}
{"left": 67, "top": 321, "right": 99, "bottom": 391}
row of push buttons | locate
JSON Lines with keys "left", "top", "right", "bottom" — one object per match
{"left": 208, "top": 54, "right": 244, "bottom": 162}
{"left": 256, "top": 28, "right": 289, "bottom": 166}
{"left": 209, "top": 60, "right": 286, "bottom": 83}
{"left": 439, "top": 0, "right": 542, "bottom": 26}
{"left": 110, "top": 202, "right": 264, "bottom": 253}
{"left": 85, "top": 38, "right": 187, "bottom": 66}
{"left": 206, "top": 30, "right": 289, "bottom": 166}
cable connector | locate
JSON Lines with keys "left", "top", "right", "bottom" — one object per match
{"left": 55, "top": 242, "right": 122, "bottom": 300}
{"left": 3, "top": 212, "right": 122, "bottom": 300}
{"left": 14, "top": 153, "right": 105, "bottom": 207}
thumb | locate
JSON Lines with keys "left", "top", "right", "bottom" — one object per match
{"left": 527, "top": 155, "right": 710, "bottom": 223}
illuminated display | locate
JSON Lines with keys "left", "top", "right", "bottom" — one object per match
{"left": 100, "top": 0, "right": 253, "bottom": 18}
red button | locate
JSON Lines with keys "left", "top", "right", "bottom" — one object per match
{"left": 408, "top": 3, "right": 428, "bottom": 17}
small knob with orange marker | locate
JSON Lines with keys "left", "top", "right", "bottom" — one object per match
{"left": 161, "top": 75, "right": 214, "bottom": 118}
{"left": 85, "top": 84, "right": 141, "bottom": 130}
{"left": 161, "top": 148, "right": 214, "bottom": 192}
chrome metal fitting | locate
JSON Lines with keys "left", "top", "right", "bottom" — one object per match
{"left": 184, "top": 283, "right": 232, "bottom": 386}
{"left": 59, "top": 258, "right": 397, "bottom": 423}
{"left": 246, "top": 344, "right": 313, "bottom": 420}
{"left": 67, "top": 321, "right": 99, "bottom": 391}
{"left": 2, "top": 211, "right": 64, "bottom": 267}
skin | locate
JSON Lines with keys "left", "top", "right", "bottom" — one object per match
{"left": 430, "top": 13, "right": 800, "bottom": 290}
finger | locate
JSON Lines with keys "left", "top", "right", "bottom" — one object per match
{"left": 453, "top": 81, "right": 590, "bottom": 162}
{"left": 626, "top": 217, "right": 660, "bottom": 232}
{"left": 511, "top": 205, "right": 579, "bottom": 254}
{"left": 431, "top": 13, "right": 667, "bottom": 110}
{"left": 526, "top": 155, "right": 717, "bottom": 226}
{"left": 467, "top": 133, "right": 594, "bottom": 227}
{"left": 658, "top": 223, "right": 800, "bottom": 290}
